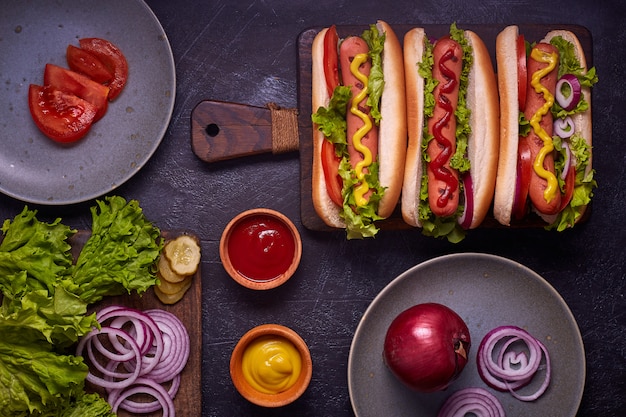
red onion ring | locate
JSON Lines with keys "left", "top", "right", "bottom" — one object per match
{"left": 110, "top": 378, "right": 175, "bottom": 417}
{"left": 553, "top": 116, "right": 575, "bottom": 139}
{"left": 560, "top": 141, "right": 573, "bottom": 180}
{"left": 97, "top": 306, "right": 165, "bottom": 376}
{"left": 458, "top": 172, "right": 474, "bottom": 230}
{"left": 78, "top": 306, "right": 190, "bottom": 415}
{"left": 477, "top": 325, "right": 551, "bottom": 401}
{"left": 108, "top": 315, "right": 154, "bottom": 354}
{"left": 76, "top": 327, "right": 142, "bottom": 389}
{"left": 555, "top": 74, "right": 581, "bottom": 111}
{"left": 143, "top": 309, "right": 190, "bottom": 383}
{"left": 437, "top": 387, "right": 505, "bottom": 417}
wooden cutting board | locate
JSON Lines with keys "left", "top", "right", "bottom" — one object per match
{"left": 70, "top": 230, "right": 202, "bottom": 417}
{"left": 296, "top": 23, "right": 593, "bottom": 231}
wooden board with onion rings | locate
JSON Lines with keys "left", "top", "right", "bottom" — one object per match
{"left": 297, "top": 23, "right": 593, "bottom": 232}
{"left": 70, "top": 230, "right": 202, "bottom": 417}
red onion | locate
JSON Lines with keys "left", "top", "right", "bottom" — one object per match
{"left": 110, "top": 379, "right": 175, "bottom": 417}
{"left": 77, "top": 326, "right": 143, "bottom": 390}
{"left": 458, "top": 172, "right": 474, "bottom": 230}
{"left": 560, "top": 141, "right": 573, "bottom": 180}
{"left": 97, "top": 306, "right": 164, "bottom": 375}
{"left": 553, "top": 116, "right": 575, "bottom": 139}
{"left": 109, "top": 377, "right": 177, "bottom": 415}
{"left": 477, "top": 325, "right": 551, "bottom": 401}
{"left": 383, "top": 303, "right": 471, "bottom": 392}
{"left": 437, "top": 387, "right": 505, "bottom": 417}
{"left": 555, "top": 74, "right": 581, "bottom": 111}
{"left": 142, "top": 309, "right": 190, "bottom": 383}
{"left": 78, "top": 306, "right": 191, "bottom": 415}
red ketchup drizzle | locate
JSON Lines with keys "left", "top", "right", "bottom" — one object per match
{"left": 227, "top": 215, "right": 296, "bottom": 282}
{"left": 431, "top": 48, "right": 459, "bottom": 208}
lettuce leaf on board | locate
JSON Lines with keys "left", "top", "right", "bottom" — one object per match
{"left": 64, "top": 196, "right": 162, "bottom": 304}
{"left": 0, "top": 208, "right": 74, "bottom": 298}
{"left": 0, "top": 196, "right": 162, "bottom": 416}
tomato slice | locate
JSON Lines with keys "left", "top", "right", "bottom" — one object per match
{"left": 66, "top": 44, "right": 114, "bottom": 84}
{"left": 517, "top": 34, "right": 527, "bottom": 111}
{"left": 558, "top": 164, "right": 576, "bottom": 212}
{"left": 321, "top": 139, "right": 343, "bottom": 207}
{"left": 79, "top": 38, "right": 128, "bottom": 101}
{"left": 28, "top": 84, "right": 97, "bottom": 143}
{"left": 512, "top": 137, "right": 533, "bottom": 220}
{"left": 44, "top": 64, "right": 109, "bottom": 121}
{"left": 323, "top": 25, "right": 340, "bottom": 97}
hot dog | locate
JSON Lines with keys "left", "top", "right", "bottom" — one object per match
{"left": 401, "top": 24, "right": 499, "bottom": 242}
{"left": 311, "top": 21, "right": 406, "bottom": 239}
{"left": 493, "top": 26, "right": 598, "bottom": 229}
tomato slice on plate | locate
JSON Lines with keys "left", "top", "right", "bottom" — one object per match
{"left": 323, "top": 25, "right": 340, "bottom": 97}
{"left": 66, "top": 44, "right": 114, "bottom": 84}
{"left": 28, "top": 84, "right": 97, "bottom": 143}
{"left": 321, "top": 139, "right": 343, "bottom": 207}
{"left": 44, "top": 63, "right": 109, "bottom": 121}
{"left": 517, "top": 34, "right": 527, "bottom": 111}
{"left": 79, "top": 38, "right": 128, "bottom": 101}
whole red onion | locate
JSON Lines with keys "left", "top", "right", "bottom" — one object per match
{"left": 383, "top": 303, "right": 471, "bottom": 392}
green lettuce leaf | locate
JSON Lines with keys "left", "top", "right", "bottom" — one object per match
{"left": 56, "top": 393, "right": 115, "bottom": 417}
{"left": 0, "top": 287, "right": 96, "bottom": 348}
{"left": 67, "top": 196, "right": 162, "bottom": 304}
{"left": 546, "top": 133, "right": 596, "bottom": 231}
{"left": 361, "top": 24, "right": 386, "bottom": 124}
{"left": 311, "top": 85, "right": 350, "bottom": 156}
{"left": 0, "top": 195, "right": 162, "bottom": 415}
{"left": 0, "top": 208, "right": 74, "bottom": 298}
{"left": 0, "top": 332, "right": 87, "bottom": 416}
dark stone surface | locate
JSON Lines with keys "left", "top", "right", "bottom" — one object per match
{"left": 1, "top": 0, "right": 623, "bottom": 415}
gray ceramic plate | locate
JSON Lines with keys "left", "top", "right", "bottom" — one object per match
{"left": 0, "top": 0, "right": 175, "bottom": 205}
{"left": 348, "top": 253, "right": 585, "bottom": 417}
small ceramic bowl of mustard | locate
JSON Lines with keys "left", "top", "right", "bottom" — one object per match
{"left": 219, "top": 208, "right": 302, "bottom": 290}
{"left": 230, "top": 324, "right": 313, "bottom": 407}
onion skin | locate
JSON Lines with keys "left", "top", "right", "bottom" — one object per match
{"left": 383, "top": 303, "right": 471, "bottom": 392}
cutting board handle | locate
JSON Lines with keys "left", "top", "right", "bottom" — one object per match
{"left": 191, "top": 100, "right": 299, "bottom": 163}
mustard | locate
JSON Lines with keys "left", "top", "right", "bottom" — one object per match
{"left": 349, "top": 53, "right": 373, "bottom": 207}
{"left": 242, "top": 336, "right": 302, "bottom": 395}
{"left": 529, "top": 47, "right": 559, "bottom": 203}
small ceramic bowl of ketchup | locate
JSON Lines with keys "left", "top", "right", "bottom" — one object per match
{"left": 219, "top": 208, "right": 302, "bottom": 290}
{"left": 230, "top": 323, "right": 312, "bottom": 407}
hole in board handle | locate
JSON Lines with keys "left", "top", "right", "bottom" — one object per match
{"left": 206, "top": 123, "right": 220, "bottom": 137}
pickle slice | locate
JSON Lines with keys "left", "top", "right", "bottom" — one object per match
{"left": 163, "top": 234, "right": 201, "bottom": 276}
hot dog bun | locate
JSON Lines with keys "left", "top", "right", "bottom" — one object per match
{"left": 492, "top": 25, "right": 520, "bottom": 225}
{"left": 493, "top": 25, "right": 594, "bottom": 227}
{"left": 401, "top": 26, "right": 499, "bottom": 236}
{"left": 311, "top": 21, "right": 406, "bottom": 234}
{"left": 311, "top": 27, "right": 341, "bottom": 228}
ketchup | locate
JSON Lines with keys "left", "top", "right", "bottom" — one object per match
{"left": 227, "top": 214, "right": 296, "bottom": 282}
{"left": 431, "top": 47, "right": 459, "bottom": 209}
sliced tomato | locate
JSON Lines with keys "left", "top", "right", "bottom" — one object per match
{"left": 323, "top": 25, "right": 340, "bottom": 97}
{"left": 558, "top": 164, "right": 576, "bottom": 212}
{"left": 321, "top": 139, "right": 343, "bottom": 207}
{"left": 517, "top": 33, "right": 527, "bottom": 111}
{"left": 28, "top": 84, "right": 97, "bottom": 143}
{"left": 512, "top": 137, "right": 533, "bottom": 220}
{"left": 66, "top": 44, "right": 114, "bottom": 84}
{"left": 44, "top": 63, "right": 109, "bottom": 121}
{"left": 79, "top": 38, "right": 128, "bottom": 101}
